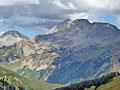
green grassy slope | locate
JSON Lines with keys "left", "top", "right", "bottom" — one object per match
{"left": 55, "top": 72, "right": 120, "bottom": 90}
{"left": 0, "top": 66, "right": 61, "bottom": 90}
{"left": 86, "top": 76, "right": 120, "bottom": 90}
{"left": 96, "top": 76, "right": 120, "bottom": 90}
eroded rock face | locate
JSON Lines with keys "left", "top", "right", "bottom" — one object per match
{"left": 0, "top": 38, "right": 59, "bottom": 82}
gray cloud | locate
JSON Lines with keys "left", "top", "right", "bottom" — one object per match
{"left": 0, "top": 0, "right": 40, "bottom": 6}
{"left": 0, "top": 0, "right": 120, "bottom": 16}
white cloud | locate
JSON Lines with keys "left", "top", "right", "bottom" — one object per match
{"left": 0, "top": 0, "right": 120, "bottom": 30}
{"left": 0, "top": 31, "right": 5, "bottom": 35}
{"left": 116, "top": 15, "right": 120, "bottom": 27}
{"left": 49, "top": 0, "right": 120, "bottom": 14}
{"left": 68, "top": 12, "right": 103, "bottom": 23}
{"left": 68, "top": 13, "right": 89, "bottom": 20}
{"left": 0, "top": 0, "right": 40, "bottom": 6}
{"left": 51, "top": 0, "right": 76, "bottom": 10}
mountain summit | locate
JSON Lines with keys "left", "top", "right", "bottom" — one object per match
{"left": 0, "top": 30, "right": 28, "bottom": 39}
{"left": 0, "top": 30, "right": 29, "bottom": 47}
{"left": 36, "top": 19, "right": 120, "bottom": 47}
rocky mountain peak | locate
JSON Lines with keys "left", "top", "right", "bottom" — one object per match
{"left": 36, "top": 19, "right": 120, "bottom": 48}
{"left": 47, "top": 19, "right": 72, "bottom": 34}
{"left": 0, "top": 30, "right": 29, "bottom": 47}
{"left": 0, "top": 30, "right": 29, "bottom": 40}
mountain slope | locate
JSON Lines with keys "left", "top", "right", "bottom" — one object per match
{"left": 86, "top": 74, "right": 120, "bottom": 90}
{"left": 55, "top": 72, "right": 120, "bottom": 90}
{"left": 96, "top": 76, "right": 120, "bottom": 90}
{"left": 0, "top": 39, "right": 59, "bottom": 81}
{"left": 34, "top": 19, "right": 120, "bottom": 84}
{"left": 0, "top": 30, "right": 29, "bottom": 47}
{"left": 0, "top": 66, "right": 61, "bottom": 90}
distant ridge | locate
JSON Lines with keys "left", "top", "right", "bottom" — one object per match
{"left": 0, "top": 30, "right": 29, "bottom": 47}
{"left": 0, "top": 30, "right": 29, "bottom": 40}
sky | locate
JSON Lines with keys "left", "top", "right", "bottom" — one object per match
{"left": 0, "top": 0, "right": 120, "bottom": 38}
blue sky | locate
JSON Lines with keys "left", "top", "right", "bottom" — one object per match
{"left": 13, "top": 26, "right": 49, "bottom": 38}
{"left": 0, "top": 25, "right": 48, "bottom": 38}
{"left": 13, "top": 27, "right": 44, "bottom": 38}
{"left": 98, "top": 15, "right": 117, "bottom": 25}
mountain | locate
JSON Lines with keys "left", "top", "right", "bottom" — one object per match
{"left": 34, "top": 19, "right": 120, "bottom": 84}
{"left": 1, "top": 19, "right": 120, "bottom": 85}
{"left": 0, "top": 30, "right": 29, "bottom": 47}
{"left": 35, "top": 19, "right": 120, "bottom": 47}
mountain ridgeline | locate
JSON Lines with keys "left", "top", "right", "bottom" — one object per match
{"left": 0, "top": 19, "right": 120, "bottom": 86}
{"left": 35, "top": 19, "right": 120, "bottom": 47}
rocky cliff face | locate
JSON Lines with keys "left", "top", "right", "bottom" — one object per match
{"left": 0, "top": 39, "right": 59, "bottom": 82}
